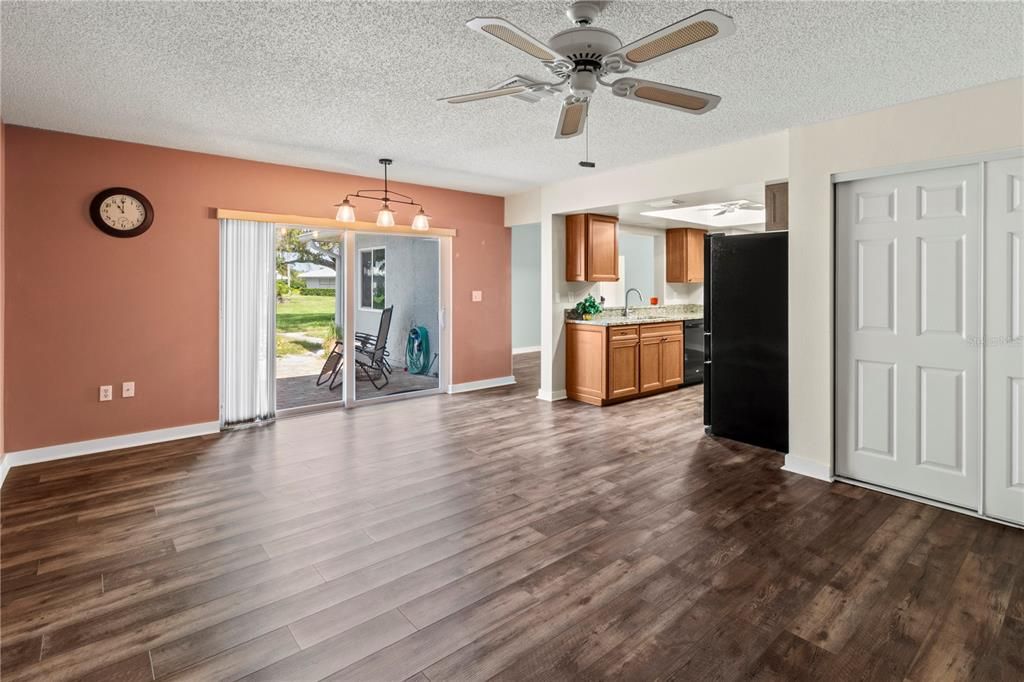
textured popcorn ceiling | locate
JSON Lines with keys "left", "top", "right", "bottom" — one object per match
{"left": 2, "top": 1, "right": 1021, "bottom": 195}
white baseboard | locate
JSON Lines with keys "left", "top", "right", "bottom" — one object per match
{"left": 512, "top": 346, "right": 542, "bottom": 355}
{"left": 1, "top": 422, "right": 221, "bottom": 484}
{"left": 447, "top": 375, "right": 516, "bottom": 394}
{"left": 0, "top": 457, "right": 11, "bottom": 489}
{"left": 781, "top": 453, "right": 833, "bottom": 482}
{"left": 537, "top": 389, "right": 567, "bottom": 402}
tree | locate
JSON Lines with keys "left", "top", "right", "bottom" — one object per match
{"left": 276, "top": 228, "right": 339, "bottom": 276}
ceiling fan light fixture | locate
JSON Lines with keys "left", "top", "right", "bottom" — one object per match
{"left": 335, "top": 199, "right": 356, "bottom": 223}
{"left": 376, "top": 201, "right": 396, "bottom": 227}
{"left": 411, "top": 208, "right": 431, "bottom": 231}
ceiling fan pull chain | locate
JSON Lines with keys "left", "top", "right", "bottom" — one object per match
{"left": 579, "top": 113, "right": 596, "bottom": 168}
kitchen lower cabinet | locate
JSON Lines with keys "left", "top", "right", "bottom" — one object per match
{"left": 566, "top": 322, "right": 684, "bottom": 406}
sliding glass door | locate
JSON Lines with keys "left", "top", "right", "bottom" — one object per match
{"left": 270, "top": 225, "right": 445, "bottom": 414}
{"left": 274, "top": 227, "right": 345, "bottom": 411}
{"left": 353, "top": 232, "right": 442, "bottom": 402}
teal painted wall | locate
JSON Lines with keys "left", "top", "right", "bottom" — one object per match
{"left": 620, "top": 232, "right": 655, "bottom": 302}
{"left": 510, "top": 223, "right": 541, "bottom": 350}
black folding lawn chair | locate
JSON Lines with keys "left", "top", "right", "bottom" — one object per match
{"left": 316, "top": 306, "right": 394, "bottom": 391}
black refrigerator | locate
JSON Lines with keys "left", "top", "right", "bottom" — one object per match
{"left": 703, "top": 231, "right": 789, "bottom": 452}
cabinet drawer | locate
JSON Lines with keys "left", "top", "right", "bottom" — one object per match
{"left": 640, "top": 322, "right": 683, "bottom": 338}
{"left": 609, "top": 325, "right": 639, "bottom": 339}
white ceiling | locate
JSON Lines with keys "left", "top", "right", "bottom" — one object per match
{"left": 2, "top": 1, "right": 1021, "bottom": 196}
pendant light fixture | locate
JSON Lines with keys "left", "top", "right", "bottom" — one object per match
{"left": 376, "top": 201, "right": 396, "bottom": 227}
{"left": 411, "top": 208, "right": 431, "bottom": 231}
{"left": 333, "top": 159, "right": 430, "bottom": 230}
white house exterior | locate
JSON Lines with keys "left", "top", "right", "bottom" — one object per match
{"left": 298, "top": 267, "right": 336, "bottom": 290}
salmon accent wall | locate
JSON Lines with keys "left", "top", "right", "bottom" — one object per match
{"left": 3, "top": 125, "right": 510, "bottom": 452}
{"left": 1, "top": 121, "right": 6, "bottom": 460}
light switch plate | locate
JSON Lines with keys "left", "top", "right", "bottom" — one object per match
{"left": 99, "top": 385, "right": 113, "bottom": 402}
{"left": 472, "top": 290, "right": 483, "bottom": 302}
{"left": 122, "top": 381, "right": 135, "bottom": 398}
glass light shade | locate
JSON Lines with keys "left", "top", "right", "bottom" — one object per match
{"left": 335, "top": 200, "right": 356, "bottom": 222}
{"left": 411, "top": 209, "right": 431, "bottom": 231}
{"left": 376, "top": 202, "right": 396, "bottom": 227}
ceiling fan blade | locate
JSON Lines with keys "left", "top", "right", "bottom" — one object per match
{"left": 555, "top": 99, "right": 588, "bottom": 139}
{"left": 740, "top": 204, "right": 765, "bottom": 210}
{"left": 610, "top": 78, "right": 721, "bottom": 114}
{"left": 466, "top": 17, "right": 566, "bottom": 63}
{"left": 714, "top": 209, "right": 728, "bottom": 216}
{"left": 603, "top": 9, "right": 735, "bottom": 72}
{"left": 439, "top": 84, "right": 530, "bottom": 104}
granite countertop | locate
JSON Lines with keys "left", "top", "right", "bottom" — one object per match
{"left": 566, "top": 312, "right": 703, "bottom": 327}
{"left": 564, "top": 303, "right": 703, "bottom": 327}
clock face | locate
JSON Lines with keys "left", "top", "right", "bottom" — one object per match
{"left": 90, "top": 188, "right": 154, "bottom": 238}
{"left": 99, "top": 194, "right": 147, "bottom": 231}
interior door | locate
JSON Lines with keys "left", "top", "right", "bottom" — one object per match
{"left": 836, "top": 164, "right": 981, "bottom": 509}
{"left": 984, "top": 156, "right": 1024, "bottom": 524}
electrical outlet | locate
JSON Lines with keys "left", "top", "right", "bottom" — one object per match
{"left": 472, "top": 290, "right": 483, "bottom": 302}
{"left": 99, "top": 385, "right": 113, "bottom": 402}
{"left": 122, "top": 381, "right": 135, "bottom": 398}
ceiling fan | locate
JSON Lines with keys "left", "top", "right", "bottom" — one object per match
{"left": 700, "top": 200, "right": 765, "bottom": 217}
{"left": 439, "top": 1, "right": 735, "bottom": 139}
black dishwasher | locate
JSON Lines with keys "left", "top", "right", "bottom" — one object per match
{"left": 683, "top": 318, "right": 704, "bottom": 385}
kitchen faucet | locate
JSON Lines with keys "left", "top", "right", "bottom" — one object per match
{"left": 624, "top": 288, "right": 643, "bottom": 317}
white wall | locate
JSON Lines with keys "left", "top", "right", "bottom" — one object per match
{"left": 510, "top": 223, "right": 541, "bottom": 350}
{"left": 505, "top": 189, "right": 541, "bottom": 227}
{"left": 788, "top": 77, "right": 1024, "bottom": 473}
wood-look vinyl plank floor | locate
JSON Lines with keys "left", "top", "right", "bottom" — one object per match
{"left": 2, "top": 352, "right": 1022, "bottom": 681}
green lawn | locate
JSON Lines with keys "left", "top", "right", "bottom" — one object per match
{"left": 276, "top": 295, "right": 336, "bottom": 335}
{"left": 276, "top": 295, "right": 337, "bottom": 357}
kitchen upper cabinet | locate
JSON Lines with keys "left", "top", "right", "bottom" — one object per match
{"left": 765, "top": 182, "right": 789, "bottom": 231}
{"left": 566, "top": 321, "right": 683, "bottom": 405}
{"left": 666, "top": 228, "right": 704, "bottom": 283}
{"left": 565, "top": 213, "right": 619, "bottom": 282}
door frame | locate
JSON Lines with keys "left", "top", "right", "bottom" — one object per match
{"left": 830, "top": 146, "right": 1024, "bottom": 527}
{"left": 247, "top": 222, "right": 452, "bottom": 418}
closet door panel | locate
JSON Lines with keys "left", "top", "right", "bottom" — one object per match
{"left": 837, "top": 165, "right": 981, "bottom": 509}
{"left": 984, "top": 156, "right": 1024, "bottom": 525}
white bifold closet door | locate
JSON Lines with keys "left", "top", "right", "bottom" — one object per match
{"left": 984, "top": 157, "right": 1024, "bottom": 525}
{"left": 836, "top": 164, "right": 982, "bottom": 509}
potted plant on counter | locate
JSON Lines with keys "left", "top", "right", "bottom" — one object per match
{"left": 575, "top": 294, "right": 603, "bottom": 321}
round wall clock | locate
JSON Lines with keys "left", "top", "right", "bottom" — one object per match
{"left": 89, "top": 187, "right": 154, "bottom": 238}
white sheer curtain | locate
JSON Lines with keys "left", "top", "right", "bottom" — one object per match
{"left": 220, "top": 219, "right": 277, "bottom": 425}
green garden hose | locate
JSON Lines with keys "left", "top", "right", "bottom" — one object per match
{"left": 406, "top": 326, "right": 430, "bottom": 375}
